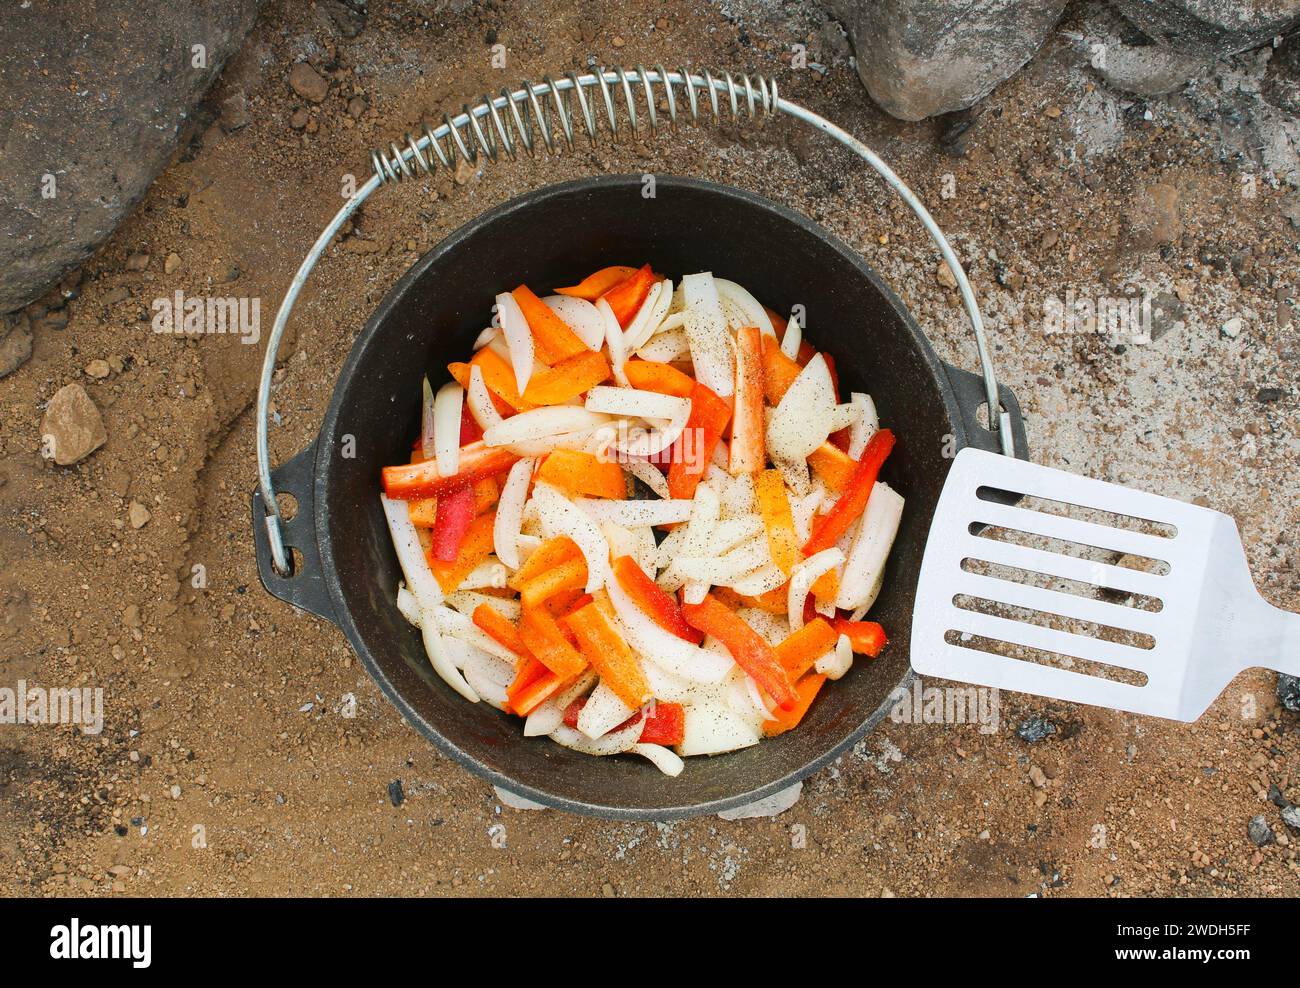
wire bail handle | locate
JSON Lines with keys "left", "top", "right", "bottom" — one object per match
{"left": 256, "top": 65, "right": 1013, "bottom": 577}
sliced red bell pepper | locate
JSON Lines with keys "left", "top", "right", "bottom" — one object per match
{"left": 667, "top": 381, "right": 731, "bottom": 500}
{"left": 611, "top": 555, "right": 703, "bottom": 644}
{"left": 459, "top": 400, "right": 482, "bottom": 444}
{"left": 831, "top": 617, "right": 888, "bottom": 657}
{"left": 429, "top": 485, "right": 475, "bottom": 562}
{"left": 679, "top": 593, "right": 797, "bottom": 711}
{"left": 774, "top": 616, "right": 838, "bottom": 681}
{"left": 382, "top": 441, "right": 519, "bottom": 500}
{"left": 506, "top": 655, "right": 565, "bottom": 715}
{"left": 554, "top": 265, "right": 639, "bottom": 301}
{"left": 428, "top": 511, "right": 496, "bottom": 593}
{"left": 600, "top": 263, "right": 655, "bottom": 327}
{"left": 729, "top": 325, "right": 765, "bottom": 474}
{"left": 803, "top": 428, "right": 896, "bottom": 556}
{"left": 561, "top": 696, "right": 685, "bottom": 745}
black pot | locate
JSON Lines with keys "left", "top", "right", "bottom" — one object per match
{"left": 253, "top": 175, "right": 1027, "bottom": 819}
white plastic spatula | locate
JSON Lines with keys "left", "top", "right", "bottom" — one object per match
{"left": 911, "top": 448, "right": 1300, "bottom": 721}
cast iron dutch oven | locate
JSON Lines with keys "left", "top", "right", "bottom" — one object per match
{"left": 253, "top": 175, "right": 1027, "bottom": 819}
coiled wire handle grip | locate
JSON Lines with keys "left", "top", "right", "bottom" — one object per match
{"left": 257, "top": 65, "right": 1013, "bottom": 577}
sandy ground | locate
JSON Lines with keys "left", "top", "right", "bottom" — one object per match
{"left": 2, "top": 0, "right": 1298, "bottom": 897}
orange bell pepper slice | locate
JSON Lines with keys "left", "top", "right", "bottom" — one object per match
{"left": 599, "top": 263, "right": 656, "bottom": 327}
{"left": 427, "top": 511, "right": 496, "bottom": 593}
{"left": 507, "top": 536, "right": 579, "bottom": 591}
{"left": 521, "top": 350, "right": 611, "bottom": 405}
{"left": 804, "top": 428, "right": 896, "bottom": 556}
{"left": 832, "top": 617, "right": 888, "bottom": 657}
{"left": 729, "top": 325, "right": 766, "bottom": 474}
{"left": 449, "top": 356, "right": 521, "bottom": 416}
{"left": 562, "top": 597, "right": 653, "bottom": 709}
{"left": 512, "top": 284, "right": 589, "bottom": 363}
{"left": 537, "top": 449, "right": 627, "bottom": 499}
{"left": 519, "top": 602, "right": 588, "bottom": 679}
{"left": 472, "top": 604, "right": 529, "bottom": 658}
{"left": 611, "top": 555, "right": 703, "bottom": 644}
{"left": 450, "top": 347, "right": 535, "bottom": 412}
{"left": 519, "top": 556, "right": 588, "bottom": 608}
{"left": 809, "top": 441, "right": 855, "bottom": 492}
{"left": 407, "top": 497, "right": 438, "bottom": 528}
{"left": 554, "top": 265, "right": 639, "bottom": 301}
{"left": 382, "top": 441, "right": 519, "bottom": 500}
{"left": 760, "top": 333, "right": 804, "bottom": 405}
{"left": 623, "top": 358, "right": 696, "bottom": 398}
{"left": 680, "top": 593, "right": 797, "bottom": 711}
{"left": 506, "top": 655, "right": 567, "bottom": 715}
{"left": 774, "top": 616, "right": 838, "bottom": 681}
{"left": 754, "top": 469, "right": 800, "bottom": 575}
{"left": 667, "top": 381, "right": 731, "bottom": 500}
{"left": 763, "top": 673, "right": 827, "bottom": 736}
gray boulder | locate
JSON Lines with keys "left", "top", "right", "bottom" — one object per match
{"left": 1112, "top": 0, "right": 1300, "bottom": 60}
{"left": 826, "top": 0, "right": 1068, "bottom": 121}
{"left": 0, "top": 0, "right": 262, "bottom": 313}
{"left": 1067, "top": 2, "right": 1214, "bottom": 97}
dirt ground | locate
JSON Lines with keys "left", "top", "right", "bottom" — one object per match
{"left": 2, "top": 0, "right": 1298, "bottom": 897}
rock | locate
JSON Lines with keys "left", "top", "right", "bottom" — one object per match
{"left": 128, "top": 501, "right": 151, "bottom": 529}
{"left": 164, "top": 252, "right": 182, "bottom": 275}
{"left": 320, "top": 0, "right": 367, "bottom": 38}
{"left": 289, "top": 107, "right": 311, "bottom": 130}
{"left": 825, "top": 0, "right": 1068, "bottom": 120}
{"left": 1127, "top": 183, "right": 1183, "bottom": 249}
{"left": 1221, "top": 316, "right": 1243, "bottom": 338}
{"left": 1248, "top": 814, "right": 1275, "bottom": 846}
{"left": 288, "top": 62, "right": 329, "bottom": 103}
{"left": 1282, "top": 193, "right": 1300, "bottom": 229}
{"left": 1257, "top": 385, "right": 1284, "bottom": 402}
{"left": 124, "top": 254, "right": 151, "bottom": 273}
{"left": 935, "top": 262, "right": 958, "bottom": 289}
{"left": 1112, "top": 0, "right": 1300, "bottom": 61}
{"left": 493, "top": 785, "right": 548, "bottom": 810}
{"left": 219, "top": 90, "right": 252, "bottom": 133}
{"left": 1282, "top": 805, "right": 1300, "bottom": 831}
{"left": 347, "top": 96, "right": 368, "bottom": 120}
{"left": 1017, "top": 715, "right": 1057, "bottom": 742}
{"left": 387, "top": 779, "right": 404, "bottom": 807}
{"left": 1066, "top": 2, "right": 1213, "bottom": 97}
{"left": 717, "top": 781, "right": 803, "bottom": 820}
{"left": 84, "top": 358, "right": 111, "bottom": 379}
{"left": 1280, "top": 672, "right": 1300, "bottom": 712}
{"left": 40, "top": 384, "right": 107, "bottom": 465}
{"left": 0, "top": 1, "right": 261, "bottom": 313}
{"left": 0, "top": 312, "right": 33, "bottom": 379}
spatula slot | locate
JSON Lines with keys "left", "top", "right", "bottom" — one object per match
{"left": 952, "top": 594, "right": 1157, "bottom": 651}
{"left": 967, "top": 523, "right": 1171, "bottom": 577}
{"left": 959, "top": 557, "right": 1164, "bottom": 612}
{"left": 974, "top": 487, "right": 1178, "bottom": 539}
{"left": 941, "top": 629, "right": 1150, "bottom": 687}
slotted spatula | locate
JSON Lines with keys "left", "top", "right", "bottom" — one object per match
{"left": 911, "top": 448, "right": 1300, "bottom": 721}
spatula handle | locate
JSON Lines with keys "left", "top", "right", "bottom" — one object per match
{"left": 1266, "top": 606, "right": 1300, "bottom": 677}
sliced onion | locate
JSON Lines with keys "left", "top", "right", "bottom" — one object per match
{"left": 459, "top": 558, "right": 509, "bottom": 590}
{"left": 738, "top": 607, "right": 790, "bottom": 647}
{"left": 395, "top": 584, "right": 420, "bottom": 626}
{"left": 637, "top": 326, "right": 689, "bottom": 362}
{"left": 446, "top": 589, "right": 520, "bottom": 622}
{"left": 744, "top": 674, "right": 778, "bottom": 722}
{"left": 597, "top": 297, "right": 629, "bottom": 386}
{"left": 780, "top": 311, "right": 803, "bottom": 359}
{"left": 681, "top": 580, "right": 708, "bottom": 605}
{"left": 433, "top": 605, "right": 520, "bottom": 665}
{"left": 622, "top": 457, "right": 670, "bottom": 498}
{"left": 707, "top": 515, "right": 764, "bottom": 555}
{"left": 633, "top": 743, "right": 685, "bottom": 777}
{"left": 504, "top": 426, "right": 607, "bottom": 457}
{"left": 381, "top": 494, "right": 443, "bottom": 613}
{"left": 495, "top": 291, "right": 534, "bottom": 394}
{"left": 790, "top": 487, "right": 824, "bottom": 545}
{"left": 717, "top": 471, "right": 756, "bottom": 518}
{"left": 473, "top": 326, "right": 499, "bottom": 350}
{"left": 731, "top": 563, "right": 787, "bottom": 597}
{"left": 466, "top": 363, "right": 505, "bottom": 431}
{"left": 787, "top": 547, "right": 844, "bottom": 631}
{"left": 848, "top": 392, "right": 879, "bottom": 460}
{"left": 493, "top": 456, "right": 534, "bottom": 570}
{"left": 550, "top": 720, "right": 644, "bottom": 756}
{"left": 676, "top": 537, "right": 771, "bottom": 585}
{"left": 768, "top": 353, "right": 836, "bottom": 465}
{"left": 576, "top": 681, "right": 637, "bottom": 739}
{"left": 433, "top": 381, "right": 464, "bottom": 477}
{"left": 420, "top": 376, "right": 437, "bottom": 460}
{"left": 605, "top": 574, "right": 733, "bottom": 683}
{"left": 624, "top": 279, "right": 673, "bottom": 350}
{"left": 835, "top": 481, "right": 904, "bottom": 611}
{"left": 829, "top": 402, "right": 860, "bottom": 433}
{"left": 524, "top": 672, "right": 596, "bottom": 737}
{"left": 676, "top": 699, "right": 760, "bottom": 756}
{"left": 816, "top": 633, "right": 854, "bottom": 680}
{"left": 656, "top": 483, "right": 721, "bottom": 593}
{"left": 445, "top": 637, "right": 514, "bottom": 709}
{"left": 714, "top": 278, "right": 775, "bottom": 336}
{"left": 531, "top": 481, "right": 611, "bottom": 592}
{"left": 483, "top": 406, "right": 608, "bottom": 447}
{"left": 543, "top": 294, "right": 604, "bottom": 350}
{"left": 585, "top": 386, "right": 688, "bottom": 420}
{"left": 681, "top": 272, "right": 734, "bottom": 397}
{"left": 579, "top": 498, "right": 694, "bottom": 527}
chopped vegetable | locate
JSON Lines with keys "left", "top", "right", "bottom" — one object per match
{"left": 612, "top": 555, "right": 702, "bottom": 644}
{"left": 507, "top": 535, "right": 579, "bottom": 590}
{"left": 809, "top": 441, "right": 855, "bottom": 492}
{"left": 538, "top": 449, "right": 627, "bottom": 499}
{"left": 429, "top": 485, "right": 475, "bottom": 562}
{"left": 831, "top": 617, "right": 888, "bottom": 657}
{"left": 555, "top": 265, "right": 640, "bottom": 301}
{"left": 507, "top": 655, "right": 567, "bottom": 715}
{"left": 760, "top": 332, "right": 803, "bottom": 405}
{"left": 666, "top": 381, "right": 731, "bottom": 500}
{"left": 804, "top": 428, "right": 896, "bottom": 556}
{"left": 382, "top": 441, "right": 519, "bottom": 500}
{"left": 729, "top": 325, "right": 765, "bottom": 474}
{"left": 519, "top": 602, "right": 588, "bottom": 679}
{"left": 754, "top": 469, "right": 800, "bottom": 575}
{"left": 763, "top": 673, "right": 826, "bottom": 736}
{"left": 774, "top": 616, "right": 838, "bottom": 681}
{"left": 472, "top": 603, "right": 529, "bottom": 657}
{"left": 521, "top": 350, "right": 612, "bottom": 405}
{"left": 600, "top": 263, "right": 656, "bottom": 327}
{"left": 563, "top": 598, "right": 653, "bottom": 709}
{"left": 623, "top": 358, "right": 696, "bottom": 398}
{"left": 428, "top": 512, "right": 496, "bottom": 593}
{"left": 680, "top": 593, "right": 797, "bottom": 711}
{"left": 512, "top": 283, "right": 590, "bottom": 363}
{"left": 519, "top": 555, "right": 588, "bottom": 607}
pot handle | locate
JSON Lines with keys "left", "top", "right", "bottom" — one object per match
{"left": 251, "top": 440, "right": 337, "bottom": 622}
{"left": 942, "top": 361, "right": 1029, "bottom": 460}
{"left": 256, "top": 67, "right": 1018, "bottom": 577}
